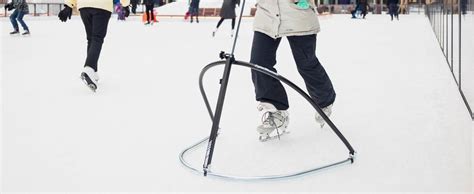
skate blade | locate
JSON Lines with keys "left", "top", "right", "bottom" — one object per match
{"left": 259, "top": 131, "right": 290, "bottom": 142}
{"left": 80, "top": 73, "right": 97, "bottom": 92}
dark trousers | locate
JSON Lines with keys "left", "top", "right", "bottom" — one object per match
{"left": 131, "top": 2, "right": 137, "bottom": 14}
{"left": 145, "top": 5, "right": 154, "bottom": 22}
{"left": 388, "top": 4, "right": 399, "bottom": 20}
{"left": 351, "top": 5, "right": 367, "bottom": 18}
{"left": 80, "top": 8, "right": 111, "bottom": 72}
{"left": 216, "top": 18, "right": 236, "bottom": 29}
{"left": 250, "top": 31, "right": 336, "bottom": 110}
{"left": 10, "top": 9, "right": 29, "bottom": 31}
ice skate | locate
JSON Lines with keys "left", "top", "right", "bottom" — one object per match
{"left": 80, "top": 66, "right": 99, "bottom": 92}
{"left": 315, "top": 104, "right": 333, "bottom": 128}
{"left": 22, "top": 31, "right": 30, "bottom": 36}
{"left": 256, "top": 102, "right": 290, "bottom": 142}
{"left": 212, "top": 28, "right": 217, "bottom": 37}
{"left": 9, "top": 30, "right": 19, "bottom": 36}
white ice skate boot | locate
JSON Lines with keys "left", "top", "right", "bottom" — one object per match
{"left": 315, "top": 104, "right": 333, "bottom": 128}
{"left": 257, "top": 102, "right": 290, "bottom": 142}
{"left": 80, "top": 66, "right": 99, "bottom": 92}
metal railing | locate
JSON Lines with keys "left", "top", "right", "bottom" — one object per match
{"left": 1, "top": 3, "right": 64, "bottom": 17}
{"left": 426, "top": 0, "right": 474, "bottom": 119}
{"left": 0, "top": 1, "right": 173, "bottom": 17}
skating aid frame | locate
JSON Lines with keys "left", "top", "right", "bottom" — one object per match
{"left": 179, "top": 0, "right": 356, "bottom": 180}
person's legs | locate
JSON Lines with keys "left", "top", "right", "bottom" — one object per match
{"left": 212, "top": 18, "right": 225, "bottom": 36}
{"left": 150, "top": 6, "right": 155, "bottom": 22}
{"left": 80, "top": 9, "right": 93, "bottom": 57}
{"left": 287, "top": 34, "right": 335, "bottom": 109}
{"left": 15, "top": 11, "right": 29, "bottom": 32}
{"left": 251, "top": 31, "right": 291, "bottom": 139}
{"left": 9, "top": 9, "right": 19, "bottom": 32}
{"left": 395, "top": 5, "right": 399, "bottom": 19}
{"left": 250, "top": 31, "right": 288, "bottom": 110}
{"left": 81, "top": 8, "right": 111, "bottom": 72}
{"left": 146, "top": 5, "right": 152, "bottom": 22}
{"left": 131, "top": 3, "right": 137, "bottom": 14}
{"left": 216, "top": 17, "right": 224, "bottom": 28}
{"left": 231, "top": 18, "right": 235, "bottom": 29}
{"left": 195, "top": 8, "right": 199, "bottom": 22}
{"left": 389, "top": 4, "right": 396, "bottom": 20}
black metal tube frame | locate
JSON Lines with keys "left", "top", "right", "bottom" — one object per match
{"left": 178, "top": 59, "right": 356, "bottom": 179}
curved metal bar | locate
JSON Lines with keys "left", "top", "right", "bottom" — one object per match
{"left": 198, "top": 61, "right": 223, "bottom": 120}
{"left": 198, "top": 60, "right": 355, "bottom": 154}
{"left": 179, "top": 136, "right": 354, "bottom": 180}
{"left": 180, "top": 60, "right": 357, "bottom": 180}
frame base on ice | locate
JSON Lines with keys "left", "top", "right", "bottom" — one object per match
{"left": 179, "top": 135, "right": 356, "bottom": 180}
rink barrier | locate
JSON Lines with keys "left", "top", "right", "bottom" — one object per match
{"left": 0, "top": 2, "right": 428, "bottom": 17}
{"left": 178, "top": 59, "right": 356, "bottom": 180}
{"left": 0, "top": 3, "right": 168, "bottom": 17}
{"left": 426, "top": 1, "right": 474, "bottom": 119}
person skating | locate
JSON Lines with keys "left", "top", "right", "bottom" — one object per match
{"left": 189, "top": 0, "right": 200, "bottom": 23}
{"left": 143, "top": 0, "right": 155, "bottom": 25}
{"left": 130, "top": 0, "right": 139, "bottom": 14}
{"left": 351, "top": 0, "right": 369, "bottom": 19}
{"left": 58, "top": 0, "right": 130, "bottom": 92}
{"left": 115, "top": 0, "right": 130, "bottom": 20}
{"left": 387, "top": 0, "right": 399, "bottom": 21}
{"left": 4, "top": 0, "right": 30, "bottom": 36}
{"left": 212, "top": 0, "right": 240, "bottom": 37}
{"left": 251, "top": 0, "right": 336, "bottom": 141}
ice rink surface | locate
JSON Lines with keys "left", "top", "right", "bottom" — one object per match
{"left": 1, "top": 12, "right": 473, "bottom": 192}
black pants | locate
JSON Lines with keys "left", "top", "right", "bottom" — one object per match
{"left": 250, "top": 31, "right": 336, "bottom": 110}
{"left": 80, "top": 8, "right": 111, "bottom": 72}
{"left": 145, "top": 5, "right": 154, "bottom": 22}
{"left": 131, "top": 2, "right": 137, "bottom": 14}
{"left": 216, "top": 18, "right": 235, "bottom": 29}
{"left": 388, "top": 4, "right": 399, "bottom": 20}
{"left": 351, "top": 5, "right": 367, "bottom": 18}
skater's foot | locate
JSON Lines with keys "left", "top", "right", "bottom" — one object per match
{"left": 212, "top": 31, "right": 216, "bottom": 37}
{"left": 256, "top": 102, "right": 289, "bottom": 142}
{"left": 22, "top": 31, "right": 30, "bottom": 36}
{"left": 315, "top": 104, "right": 333, "bottom": 128}
{"left": 80, "top": 66, "right": 99, "bottom": 92}
{"left": 10, "top": 30, "right": 19, "bottom": 35}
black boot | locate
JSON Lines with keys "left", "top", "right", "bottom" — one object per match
{"left": 10, "top": 30, "right": 19, "bottom": 35}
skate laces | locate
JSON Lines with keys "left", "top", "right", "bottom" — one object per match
{"left": 261, "top": 111, "right": 286, "bottom": 129}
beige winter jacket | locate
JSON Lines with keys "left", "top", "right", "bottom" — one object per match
{"left": 65, "top": 0, "right": 130, "bottom": 13}
{"left": 254, "top": 0, "right": 321, "bottom": 39}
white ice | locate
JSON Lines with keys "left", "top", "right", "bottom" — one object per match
{"left": 1, "top": 8, "right": 473, "bottom": 192}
